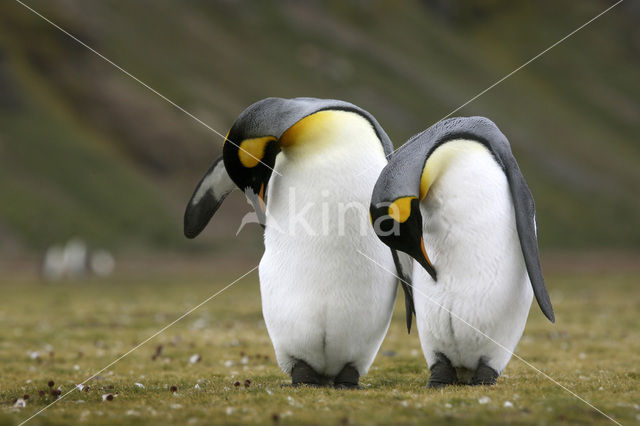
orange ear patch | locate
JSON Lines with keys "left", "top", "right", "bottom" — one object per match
{"left": 388, "top": 196, "right": 416, "bottom": 223}
{"left": 238, "top": 136, "right": 276, "bottom": 168}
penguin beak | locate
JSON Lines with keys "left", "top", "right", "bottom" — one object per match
{"left": 370, "top": 200, "right": 437, "bottom": 281}
{"left": 416, "top": 237, "right": 437, "bottom": 281}
{"left": 245, "top": 182, "right": 267, "bottom": 227}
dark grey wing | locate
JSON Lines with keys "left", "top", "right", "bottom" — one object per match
{"left": 184, "top": 156, "right": 235, "bottom": 238}
{"left": 499, "top": 150, "right": 555, "bottom": 323}
{"left": 440, "top": 117, "right": 555, "bottom": 323}
{"left": 391, "top": 249, "right": 415, "bottom": 333}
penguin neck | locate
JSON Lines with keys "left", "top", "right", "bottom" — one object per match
{"left": 278, "top": 110, "right": 385, "bottom": 160}
{"left": 419, "top": 139, "right": 489, "bottom": 200}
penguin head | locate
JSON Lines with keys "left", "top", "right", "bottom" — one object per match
{"left": 221, "top": 97, "right": 393, "bottom": 222}
{"left": 222, "top": 127, "right": 280, "bottom": 223}
{"left": 370, "top": 196, "right": 437, "bottom": 281}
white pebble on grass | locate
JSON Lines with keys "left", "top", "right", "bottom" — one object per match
{"left": 76, "top": 384, "right": 85, "bottom": 391}
{"left": 223, "top": 360, "right": 233, "bottom": 367}
{"left": 189, "top": 354, "right": 202, "bottom": 364}
{"left": 444, "top": 403, "right": 452, "bottom": 409}
{"left": 134, "top": 382, "right": 145, "bottom": 389}
{"left": 194, "top": 384, "right": 201, "bottom": 390}
{"left": 287, "top": 396, "right": 302, "bottom": 407}
{"left": 13, "top": 398, "right": 26, "bottom": 408}
{"left": 478, "top": 396, "right": 491, "bottom": 405}
{"left": 170, "top": 404, "right": 183, "bottom": 410}
{"left": 226, "top": 407, "right": 235, "bottom": 415}
{"left": 503, "top": 401, "right": 514, "bottom": 408}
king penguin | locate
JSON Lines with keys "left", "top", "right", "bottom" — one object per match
{"left": 184, "top": 97, "right": 415, "bottom": 388}
{"left": 369, "top": 117, "right": 555, "bottom": 388}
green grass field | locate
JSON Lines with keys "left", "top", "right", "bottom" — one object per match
{"left": 1, "top": 258, "right": 638, "bottom": 425}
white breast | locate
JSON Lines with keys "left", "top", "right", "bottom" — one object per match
{"left": 413, "top": 140, "right": 533, "bottom": 374}
{"left": 259, "top": 111, "right": 397, "bottom": 377}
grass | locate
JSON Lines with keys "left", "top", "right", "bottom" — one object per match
{"left": 0, "top": 258, "right": 638, "bottom": 425}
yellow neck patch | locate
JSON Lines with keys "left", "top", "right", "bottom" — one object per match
{"left": 419, "top": 139, "right": 487, "bottom": 200}
{"left": 388, "top": 196, "right": 416, "bottom": 223}
{"left": 238, "top": 136, "right": 276, "bottom": 168}
{"left": 280, "top": 110, "right": 348, "bottom": 149}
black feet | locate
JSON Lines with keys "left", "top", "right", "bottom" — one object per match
{"left": 427, "top": 352, "right": 458, "bottom": 389}
{"left": 291, "top": 360, "right": 325, "bottom": 387}
{"left": 290, "top": 360, "right": 361, "bottom": 388}
{"left": 470, "top": 358, "right": 499, "bottom": 386}
{"left": 334, "top": 364, "right": 360, "bottom": 389}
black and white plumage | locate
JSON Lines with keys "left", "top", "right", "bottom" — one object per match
{"left": 185, "top": 97, "right": 414, "bottom": 388}
{"left": 370, "top": 116, "right": 554, "bottom": 387}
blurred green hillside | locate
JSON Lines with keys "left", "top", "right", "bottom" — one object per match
{"left": 0, "top": 0, "right": 638, "bottom": 255}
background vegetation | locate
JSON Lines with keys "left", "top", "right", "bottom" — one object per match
{"left": 0, "top": 0, "right": 638, "bottom": 255}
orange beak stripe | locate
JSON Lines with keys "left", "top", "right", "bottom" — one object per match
{"left": 420, "top": 237, "right": 434, "bottom": 268}
{"left": 258, "top": 183, "right": 265, "bottom": 213}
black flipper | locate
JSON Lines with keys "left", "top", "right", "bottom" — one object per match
{"left": 392, "top": 249, "right": 415, "bottom": 333}
{"left": 501, "top": 155, "right": 555, "bottom": 322}
{"left": 184, "top": 156, "right": 234, "bottom": 238}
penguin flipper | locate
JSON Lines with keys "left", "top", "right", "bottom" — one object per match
{"left": 502, "top": 156, "right": 555, "bottom": 323}
{"left": 392, "top": 249, "right": 415, "bottom": 333}
{"left": 184, "top": 156, "right": 235, "bottom": 238}
{"left": 455, "top": 116, "right": 555, "bottom": 323}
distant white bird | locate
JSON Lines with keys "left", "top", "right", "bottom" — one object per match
{"left": 42, "top": 238, "right": 114, "bottom": 281}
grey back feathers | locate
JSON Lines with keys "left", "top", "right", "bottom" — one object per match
{"left": 373, "top": 117, "right": 555, "bottom": 323}
{"left": 228, "top": 97, "right": 394, "bottom": 155}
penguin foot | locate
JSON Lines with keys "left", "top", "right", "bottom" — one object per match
{"left": 291, "top": 360, "right": 327, "bottom": 387}
{"left": 470, "top": 359, "right": 499, "bottom": 386}
{"left": 334, "top": 364, "right": 360, "bottom": 389}
{"left": 426, "top": 352, "right": 458, "bottom": 389}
